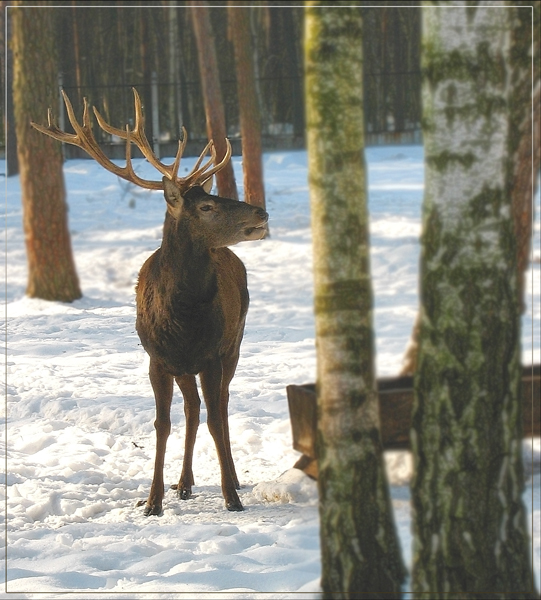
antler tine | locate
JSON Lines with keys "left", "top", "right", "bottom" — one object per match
{"left": 93, "top": 89, "right": 153, "bottom": 164}
{"left": 93, "top": 88, "right": 185, "bottom": 183}
{"left": 179, "top": 140, "right": 216, "bottom": 189}
{"left": 70, "top": 92, "right": 164, "bottom": 190}
{"left": 194, "top": 139, "right": 232, "bottom": 189}
{"left": 208, "top": 138, "right": 232, "bottom": 179}
{"left": 92, "top": 88, "right": 144, "bottom": 140}
{"left": 169, "top": 126, "right": 188, "bottom": 182}
{"left": 32, "top": 90, "right": 163, "bottom": 190}
{"left": 31, "top": 93, "right": 78, "bottom": 145}
{"left": 179, "top": 139, "right": 232, "bottom": 191}
{"left": 192, "top": 139, "right": 215, "bottom": 173}
{"left": 92, "top": 105, "right": 128, "bottom": 139}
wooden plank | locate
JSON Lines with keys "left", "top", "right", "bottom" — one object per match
{"left": 287, "top": 364, "right": 540, "bottom": 475}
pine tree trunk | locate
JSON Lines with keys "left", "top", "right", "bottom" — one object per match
{"left": 305, "top": 4, "right": 406, "bottom": 598}
{"left": 5, "top": 3, "right": 19, "bottom": 177}
{"left": 12, "top": 2, "right": 81, "bottom": 302}
{"left": 411, "top": 4, "right": 538, "bottom": 598}
{"left": 228, "top": 3, "right": 267, "bottom": 219}
{"left": 189, "top": 1, "right": 238, "bottom": 200}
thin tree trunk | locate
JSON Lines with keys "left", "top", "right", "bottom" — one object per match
{"left": 228, "top": 3, "right": 267, "bottom": 220}
{"left": 189, "top": 1, "right": 238, "bottom": 200}
{"left": 5, "top": 1, "right": 18, "bottom": 177}
{"left": 167, "top": 3, "right": 183, "bottom": 138}
{"left": 510, "top": 2, "right": 541, "bottom": 313}
{"left": 412, "top": 4, "right": 537, "bottom": 597}
{"left": 71, "top": 2, "right": 82, "bottom": 107}
{"left": 283, "top": 8, "right": 304, "bottom": 139}
{"left": 12, "top": 2, "right": 81, "bottom": 302}
{"left": 305, "top": 4, "right": 406, "bottom": 598}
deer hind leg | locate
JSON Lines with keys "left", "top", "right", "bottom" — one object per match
{"left": 174, "top": 374, "right": 201, "bottom": 500}
{"left": 200, "top": 357, "right": 243, "bottom": 511}
{"left": 220, "top": 353, "right": 241, "bottom": 490}
{"left": 143, "top": 358, "right": 173, "bottom": 516}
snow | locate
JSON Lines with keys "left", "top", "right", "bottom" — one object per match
{"left": 2, "top": 145, "right": 540, "bottom": 598}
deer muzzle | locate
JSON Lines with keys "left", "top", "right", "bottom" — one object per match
{"left": 243, "top": 208, "right": 268, "bottom": 240}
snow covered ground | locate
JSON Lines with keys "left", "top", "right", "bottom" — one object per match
{"left": 3, "top": 145, "right": 540, "bottom": 598}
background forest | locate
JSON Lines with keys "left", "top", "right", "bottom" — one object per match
{"left": 1, "top": 1, "right": 421, "bottom": 165}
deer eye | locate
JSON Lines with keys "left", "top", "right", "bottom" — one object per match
{"left": 200, "top": 204, "right": 214, "bottom": 212}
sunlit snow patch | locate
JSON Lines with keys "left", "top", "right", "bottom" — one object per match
{"left": 251, "top": 468, "right": 318, "bottom": 504}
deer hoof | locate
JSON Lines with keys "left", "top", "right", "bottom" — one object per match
{"left": 226, "top": 500, "right": 244, "bottom": 512}
{"left": 177, "top": 487, "right": 192, "bottom": 500}
{"left": 143, "top": 503, "right": 163, "bottom": 517}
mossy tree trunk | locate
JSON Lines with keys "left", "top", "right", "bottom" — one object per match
{"left": 401, "top": 2, "right": 540, "bottom": 376}
{"left": 411, "top": 3, "right": 538, "bottom": 598}
{"left": 305, "top": 4, "right": 406, "bottom": 598}
{"left": 12, "top": 2, "right": 82, "bottom": 302}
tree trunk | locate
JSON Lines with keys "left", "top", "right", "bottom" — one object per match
{"left": 510, "top": 1, "right": 540, "bottom": 313}
{"left": 228, "top": 3, "right": 267, "bottom": 218}
{"left": 305, "top": 4, "right": 406, "bottom": 598}
{"left": 12, "top": 2, "right": 81, "bottom": 302}
{"left": 189, "top": 1, "right": 238, "bottom": 200}
{"left": 401, "top": 2, "right": 540, "bottom": 376}
{"left": 71, "top": 1, "right": 82, "bottom": 108}
{"left": 168, "top": 2, "right": 183, "bottom": 138}
{"left": 5, "top": 2, "right": 18, "bottom": 177}
{"left": 411, "top": 4, "right": 538, "bottom": 598}
{"left": 282, "top": 7, "right": 304, "bottom": 139}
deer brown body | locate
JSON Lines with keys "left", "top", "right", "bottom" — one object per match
{"left": 32, "top": 90, "right": 268, "bottom": 515}
{"left": 136, "top": 181, "right": 267, "bottom": 514}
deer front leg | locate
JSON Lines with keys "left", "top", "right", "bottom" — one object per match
{"left": 144, "top": 359, "right": 173, "bottom": 516}
{"left": 175, "top": 374, "right": 201, "bottom": 499}
{"left": 200, "top": 358, "right": 243, "bottom": 511}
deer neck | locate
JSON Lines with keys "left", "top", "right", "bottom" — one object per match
{"left": 159, "top": 221, "right": 218, "bottom": 305}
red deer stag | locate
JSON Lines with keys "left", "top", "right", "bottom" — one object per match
{"left": 32, "top": 89, "right": 268, "bottom": 515}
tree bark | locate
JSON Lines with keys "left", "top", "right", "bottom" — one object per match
{"left": 228, "top": 3, "right": 267, "bottom": 218}
{"left": 12, "top": 2, "right": 81, "bottom": 302}
{"left": 401, "top": 2, "right": 540, "bottom": 376}
{"left": 305, "top": 4, "right": 406, "bottom": 598}
{"left": 411, "top": 3, "right": 537, "bottom": 597}
{"left": 2, "top": 1, "right": 18, "bottom": 177}
{"left": 189, "top": 1, "right": 238, "bottom": 200}
{"left": 510, "top": 2, "right": 540, "bottom": 313}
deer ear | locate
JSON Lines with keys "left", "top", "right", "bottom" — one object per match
{"left": 201, "top": 175, "right": 214, "bottom": 194}
{"left": 163, "top": 177, "right": 184, "bottom": 215}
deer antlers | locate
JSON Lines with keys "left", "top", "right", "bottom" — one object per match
{"left": 31, "top": 88, "right": 232, "bottom": 192}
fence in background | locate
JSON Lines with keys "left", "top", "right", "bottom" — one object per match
{"left": 57, "top": 68, "right": 422, "bottom": 160}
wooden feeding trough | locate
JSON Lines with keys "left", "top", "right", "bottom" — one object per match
{"left": 287, "top": 364, "right": 540, "bottom": 480}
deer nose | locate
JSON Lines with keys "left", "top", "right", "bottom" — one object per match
{"left": 256, "top": 208, "right": 269, "bottom": 222}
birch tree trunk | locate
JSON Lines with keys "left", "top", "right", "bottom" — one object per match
{"left": 411, "top": 3, "right": 538, "bottom": 597}
{"left": 305, "top": 4, "right": 406, "bottom": 597}
{"left": 12, "top": 2, "right": 81, "bottom": 302}
{"left": 401, "top": 2, "right": 539, "bottom": 376}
